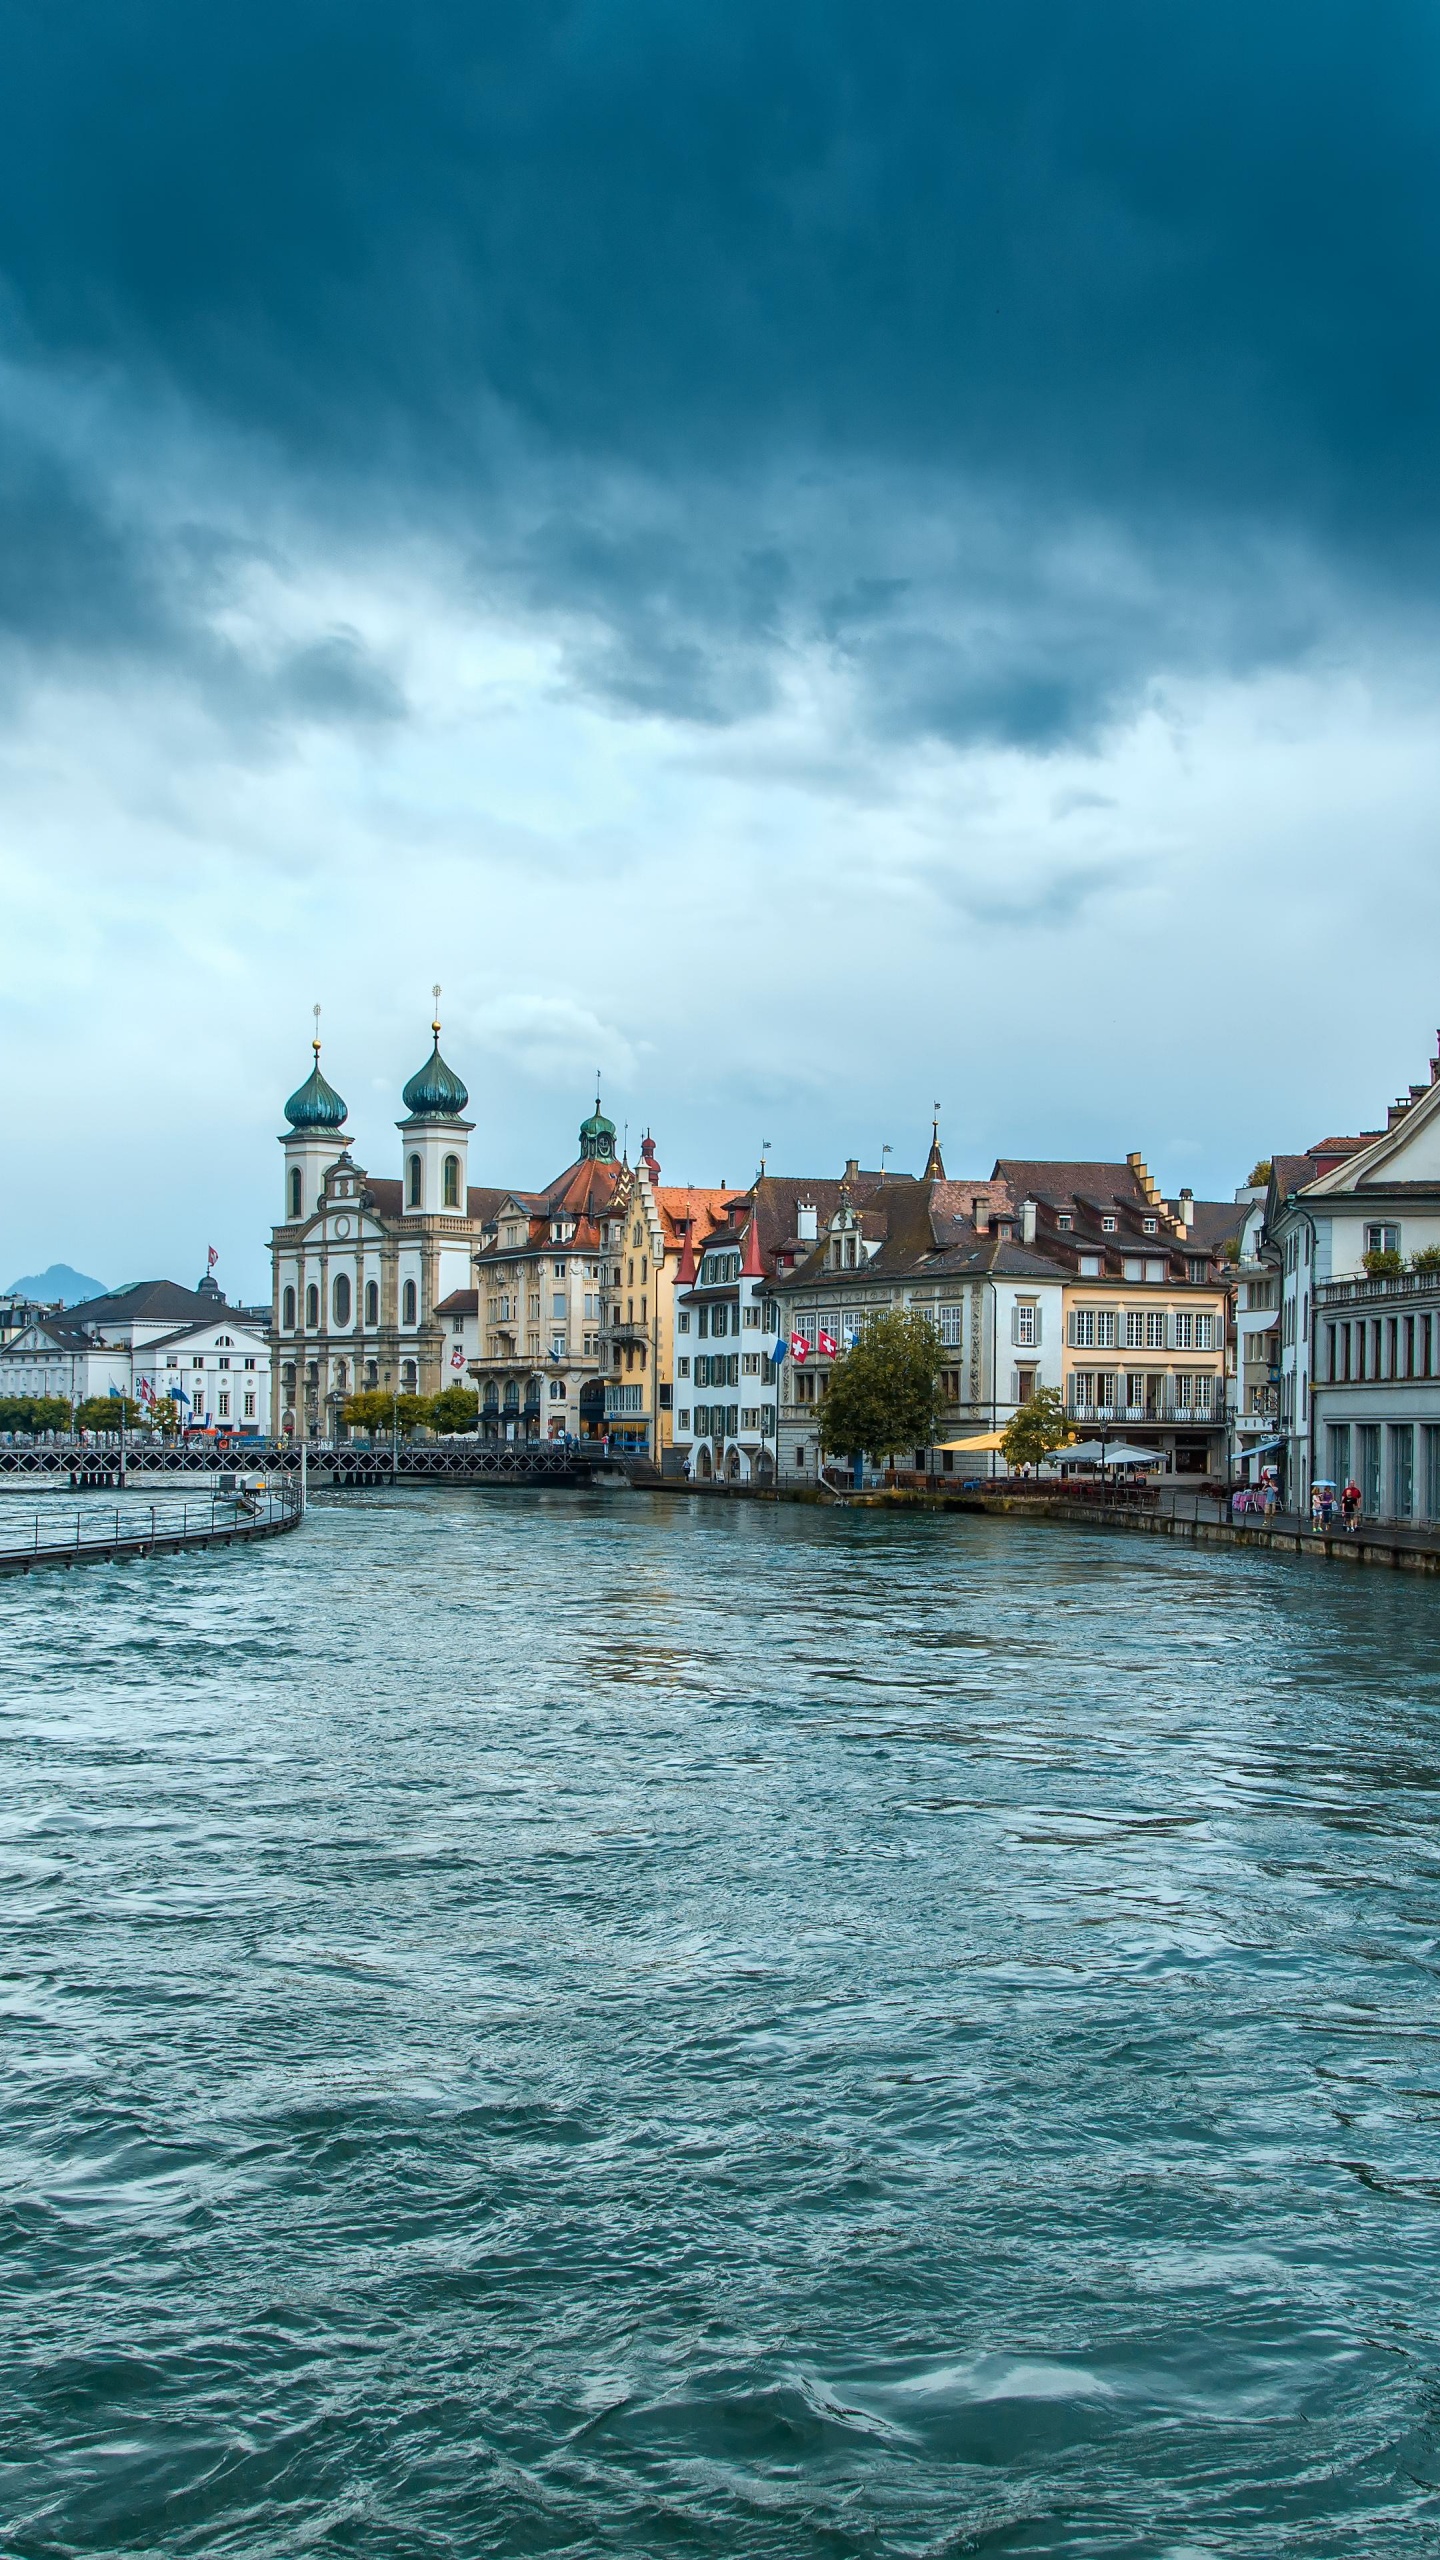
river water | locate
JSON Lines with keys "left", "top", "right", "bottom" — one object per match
{"left": 3, "top": 1488, "right": 1440, "bottom": 2557}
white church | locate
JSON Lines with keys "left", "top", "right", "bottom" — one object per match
{"left": 270, "top": 1005, "right": 505, "bottom": 1436}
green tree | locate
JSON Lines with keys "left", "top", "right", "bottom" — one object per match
{"left": 1248, "top": 1159, "right": 1272, "bottom": 1186}
{"left": 816, "top": 1311, "right": 944, "bottom": 1462}
{"left": 0, "top": 1395, "right": 72, "bottom": 1434}
{"left": 147, "top": 1395, "right": 182, "bottom": 1439}
{"left": 427, "top": 1385, "right": 480, "bottom": 1434}
{"left": 1001, "top": 1386, "right": 1072, "bottom": 1474}
{"left": 75, "top": 1395, "right": 143, "bottom": 1432}
{"left": 343, "top": 1388, "right": 430, "bottom": 1440}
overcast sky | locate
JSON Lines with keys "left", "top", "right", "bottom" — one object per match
{"left": 4, "top": 1, "right": 1440, "bottom": 1298}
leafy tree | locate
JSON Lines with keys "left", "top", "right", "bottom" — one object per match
{"left": 427, "top": 1385, "right": 480, "bottom": 1434}
{"left": 1248, "top": 1159, "right": 1272, "bottom": 1186}
{"left": 343, "top": 1388, "right": 430, "bottom": 1440}
{"left": 816, "top": 1311, "right": 944, "bottom": 1462}
{"left": 0, "top": 1395, "right": 72, "bottom": 1434}
{"left": 147, "top": 1396, "right": 182, "bottom": 1439}
{"left": 1001, "top": 1386, "right": 1072, "bottom": 1473}
{"left": 76, "top": 1395, "right": 143, "bottom": 1432}
{"left": 1362, "top": 1248, "right": 1404, "bottom": 1277}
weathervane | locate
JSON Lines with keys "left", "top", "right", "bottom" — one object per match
{"left": 432, "top": 982, "right": 442, "bottom": 1035}
{"left": 312, "top": 1001, "right": 321, "bottom": 1057}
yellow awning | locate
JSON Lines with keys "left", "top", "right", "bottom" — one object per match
{"left": 935, "top": 1429, "right": 1007, "bottom": 1452}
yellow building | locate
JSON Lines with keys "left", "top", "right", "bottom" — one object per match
{"left": 989, "top": 1153, "right": 1233, "bottom": 1475}
{"left": 598, "top": 1135, "right": 732, "bottom": 1472}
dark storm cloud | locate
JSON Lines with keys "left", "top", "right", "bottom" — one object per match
{"left": 2, "top": 0, "right": 1438, "bottom": 740}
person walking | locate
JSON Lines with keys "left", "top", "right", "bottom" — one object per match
{"left": 1342, "top": 1477, "right": 1362, "bottom": 1532}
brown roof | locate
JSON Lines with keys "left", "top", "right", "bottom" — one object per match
{"left": 990, "top": 1158, "right": 1152, "bottom": 1210}
{"left": 434, "top": 1290, "right": 478, "bottom": 1316}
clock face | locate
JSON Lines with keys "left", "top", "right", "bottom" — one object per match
{"left": 335, "top": 1216, "right": 351, "bottom": 1238}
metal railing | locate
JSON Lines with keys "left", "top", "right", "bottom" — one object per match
{"left": 1065, "top": 1403, "right": 1218, "bottom": 1425}
{"left": 0, "top": 1477, "right": 304, "bottom": 1573}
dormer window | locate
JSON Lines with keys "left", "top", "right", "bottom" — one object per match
{"left": 1057, "top": 1213, "right": 1072, "bottom": 1232}
{"left": 1142, "top": 1216, "right": 1157, "bottom": 1235}
{"left": 1102, "top": 1215, "right": 1117, "bottom": 1234}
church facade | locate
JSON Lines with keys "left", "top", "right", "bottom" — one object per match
{"left": 269, "top": 1011, "right": 503, "bottom": 1437}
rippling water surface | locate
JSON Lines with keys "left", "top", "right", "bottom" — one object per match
{"left": 4, "top": 1488, "right": 1440, "bottom": 2557}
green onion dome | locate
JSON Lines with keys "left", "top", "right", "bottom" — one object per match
{"left": 284, "top": 1043, "right": 348, "bottom": 1131}
{"left": 402, "top": 1027, "right": 469, "bottom": 1119}
{"left": 579, "top": 1094, "right": 617, "bottom": 1161}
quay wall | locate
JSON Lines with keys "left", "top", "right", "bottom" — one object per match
{"left": 654, "top": 1478, "right": 1440, "bottom": 1573}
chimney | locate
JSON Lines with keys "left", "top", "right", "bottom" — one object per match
{"left": 1388, "top": 1096, "right": 1413, "bottom": 1130}
{"left": 844, "top": 1157, "right": 860, "bottom": 1184}
{"left": 796, "top": 1201, "right": 818, "bottom": 1242}
{"left": 1179, "top": 1187, "right": 1194, "bottom": 1231}
{"left": 1020, "top": 1198, "right": 1037, "bottom": 1245}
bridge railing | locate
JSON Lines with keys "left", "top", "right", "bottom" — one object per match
{"left": 0, "top": 1438, "right": 590, "bottom": 1478}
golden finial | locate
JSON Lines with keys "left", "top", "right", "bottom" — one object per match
{"left": 312, "top": 1001, "right": 322, "bottom": 1058}
{"left": 432, "top": 982, "right": 442, "bottom": 1037}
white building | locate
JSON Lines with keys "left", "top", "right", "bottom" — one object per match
{"left": 270, "top": 1010, "right": 504, "bottom": 1436}
{"left": 1275, "top": 1036, "right": 1440, "bottom": 1519}
{"left": 0, "top": 1277, "right": 271, "bottom": 1431}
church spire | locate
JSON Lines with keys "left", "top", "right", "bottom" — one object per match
{"left": 923, "top": 1103, "right": 946, "bottom": 1181}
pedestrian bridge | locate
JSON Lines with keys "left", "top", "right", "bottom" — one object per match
{"left": 0, "top": 1439, "right": 593, "bottom": 1485}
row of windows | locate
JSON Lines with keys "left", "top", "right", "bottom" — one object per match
{"left": 282, "top": 1278, "right": 418, "bottom": 1329}
{"left": 288, "top": 1154, "right": 464, "bottom": 1221}
{"left": 1324, "top": 1311, "right": 1440, "bottom": 1383}
{"left": 678, "top": 1353, "right": 774, "bottom": 1382}
{"left": 1070, "top": 1309, "right": 1215, "bottom": 1350}
{"left": 1327, "top": 1422, "right": 1440, "bottom": 1519}
{"left": 1070, "top": 1372, "right": 1216, "bottom": 1413}
{"left": 682, "top": 1402, "right": 776, "bottom": 1437}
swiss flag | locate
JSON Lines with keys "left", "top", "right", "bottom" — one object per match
{"left": 817, "top": 1328, "right": 838, "bottom": 1357}
{"left": 789, "top": 1332, "right": 809, "bottom": 1363}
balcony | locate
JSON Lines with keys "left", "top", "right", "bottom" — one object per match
{"left": 608, "top": 1323, "right": 650, "bottom": 1348}
{"left": 1066, "top": 1402, "right": 1219, "bottom": 1428}
{"left": 1316, "top": 1270, "right": 1440, "bottom": 1308}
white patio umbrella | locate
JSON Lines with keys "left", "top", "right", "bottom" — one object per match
{"left": 1054, "top": 1440, "right": 1159, "bottom": 1467}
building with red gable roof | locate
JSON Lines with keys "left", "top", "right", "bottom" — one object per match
{"left": 469, "top": 1093, "right": 626, "bottom": 1442}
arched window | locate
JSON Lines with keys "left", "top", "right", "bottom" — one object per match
{"left": 332, "top": 1273, "right": 351, "bottom": 1327}
{"left": 407, "top": 1154, "right": 422, "bottom": 1207}
{"left": 282, "top": 1286, "right": 296, "bottom": 1331}
{"left": 364, "top": 1279, "right": 378, "bottom": 1326}
{"left": 289, "top": 1166, "right": 302, "bottom": 1218}
{"left": 402, "top": 1359, "right": 417, "bottom": 1391}
{"left": 402, "top": 1279, "right": 417, "bottom": 1324}
{"left": 305, "top": 1284, "right": 319, "bottom": 1329}
{"left": 282, "top": 1363, "right": 296, "bottom": 1392}
{"left": 443, "top": 1153, "right": 460, "bottom": 1208}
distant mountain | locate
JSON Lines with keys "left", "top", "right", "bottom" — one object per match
{"left": 6, "top": 1264, "right": 110, "bottom": 1307}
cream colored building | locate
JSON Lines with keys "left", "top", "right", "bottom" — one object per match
{"left": 269, "top": 1013, "right": 502, "bottom": 1437}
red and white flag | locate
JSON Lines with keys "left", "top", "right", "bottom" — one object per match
{"left": 789, "top": 1332, "right": 809, "bottom": 1363}
{"left": 817, "top": 1328, "right": 838, "bottom": 1357}
{"left": 450, "top": 1347, "right": 467, "bottom": 1369}
{"left": 207, "top": 1245, "right": 218, "bottom": 1270}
